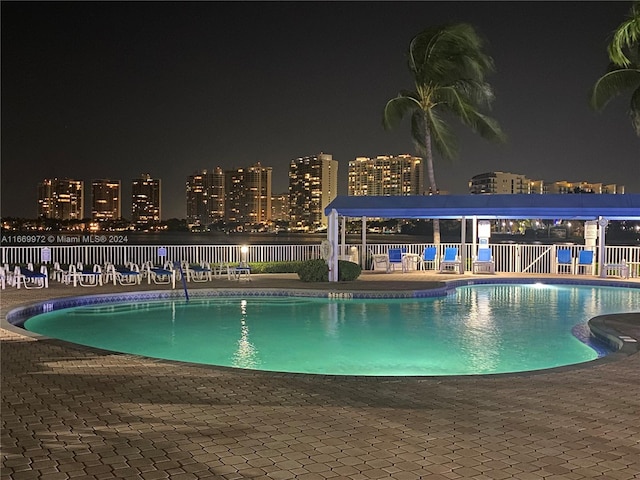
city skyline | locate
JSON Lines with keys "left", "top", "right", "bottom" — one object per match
{"left": 29, "top": 164, "right": 626, "bottom": 226}
{"left": 2, "top": 2, "right": 639, "bottom": 219}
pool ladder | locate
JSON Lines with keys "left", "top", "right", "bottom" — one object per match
{"left": 174, "top": 261, "right": 189, "bottom": 301}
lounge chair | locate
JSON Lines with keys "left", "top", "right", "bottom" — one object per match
{"left": 555, "top": 249, "right": 573, "bottom": 274}
{"left": 105, "top": 263, "right": 142, "bottom": 285}
{"left": 575, "top": 250, "right": 595, "bottom": 275}
{"left": 388, "top": 247, "right": 406, "bottom": 272}
{"left": 0, "top": 266, "right": 5, "bottom": 289}
{"left": 418, "top": 247, "right": 438, "bottom": 271}
{"left": 51, "top": 262, "right": 71, "bottom": 283}
{"left": 213, "top": 260, "right": 232, "bottom": 278}
{"left": 2, "top": 264, "right": 14, "bottom": 287}
{"left": 12, "top": 265, "right": 49, "bottom": 289}
{"left": 371, "top": 252, "right": 391, "bottom": 272}
{"left": 184, "top": 262, "right": 213, "bottom": 282}
{"left": 68, "top": 264, "right": 103, "bottom": 287}
{"left": 143, "top": 262, "right": 176, "bottom": 288}
{"left": 439, "top": 247, "right": 462, "bottom": 274}
{"left": 472, "top": 248, "right": 495, "bottom": 274}
{"left": 228, "top": 263, "right": 251, "bottom": 281}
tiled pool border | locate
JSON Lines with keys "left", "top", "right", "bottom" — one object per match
{"left": 7, "top": 276, "right": 640, "bottom": 329}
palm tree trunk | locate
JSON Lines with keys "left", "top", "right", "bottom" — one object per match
{"left": 424, "top": 128, "right": 441, "bottom": 245}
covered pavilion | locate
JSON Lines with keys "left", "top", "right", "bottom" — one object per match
{"left": 324, "top": 194, "right": 640, "bottom": 281}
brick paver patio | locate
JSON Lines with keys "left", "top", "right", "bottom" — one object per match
{"left": 2, "top": 272, "right": 639, "bottom": 479}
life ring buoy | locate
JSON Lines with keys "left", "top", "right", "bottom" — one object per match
{"left": 320, "top": 240, "right": 333, "bottom": 260}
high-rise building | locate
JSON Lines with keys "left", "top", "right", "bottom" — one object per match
{"left": 91, "top": 179, "right": 121, "bottom": 221}
{"left": 224, "top": 163, "right": 272, "bottom": 226}
{"left": 530, "top": 180, "right": 546, "bottom": 195}
{"left": 548, "top": 180, "right": 625, "bottom": 194}
{"left": 469, "top": 172, "right": 625, "bottom": 195}
{"left": 348, "top": 155, "right": 424, "bottom": 196}
{"left": 469, "top": 172, "right": 534, "bottom": 194}
{"left": 131, "top": 174, "right": 161, "bottom": 225}
{"left": 289, "top": 153, "right": 338, "bottom": 231}
{"left": 37, "top": 178, "right": 84, "bottom": 220}
{"left": 271, "top": 193, "right": 290, "bottom": 222}
{"left": 186, "top": 168, "right": 225, "bottom": 226}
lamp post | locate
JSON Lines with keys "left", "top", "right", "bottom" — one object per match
{"left": 240, "top": 245, "right": 248, "bottom": 268}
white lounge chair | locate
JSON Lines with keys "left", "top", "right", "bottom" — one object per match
{"left": 12, "top": 265, "right": 49, "bottom": 289}
{"left": 183, "top": 261, "right": 213, "bottom": 282}
{"left": 213, "top": 260, "right": 232, "bottom": 278}
{"left": 143, "top": 262, "right": 176, "bottom": 288}
{"left": 227, "top": 263, "right": 251, "bottom": 281}
{"left": 68, "top": 264, "right": 103, "bottom": 287}
{"left": 472, "top": 248, "right": 495, "bottom": 274}
{"left": 439, "top": 247, "right": 462, "bottom": 274}
{"left": 105, "top": 263, "right": 142, "bottom": 285}
{"left": 2, "top": 264, "right": 14, "bottom": 287}
{"left": 371, "top": 253, "right": 391, "bottom": 272}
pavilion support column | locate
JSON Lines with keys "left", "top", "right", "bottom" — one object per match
{"left": 328, "top": 209, "right": 339, "bottom": 282}
{"left": 598, "top": 217, "right": 608, "bottom": 278}
{"left": 341, "top": 216, "right": 346, "bottom": 257}
{"left": 361, "top": 216, "right": 367, "bottom": 270}
{"left": 472, "top": 216, "right": 478, "bottom": 257}
{"left": 460, "top": 216, "right": 466, "bottom": 274}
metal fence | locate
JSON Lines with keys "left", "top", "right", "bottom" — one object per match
{"left": 2, "top": 242, "right": 639, "bottom": 276}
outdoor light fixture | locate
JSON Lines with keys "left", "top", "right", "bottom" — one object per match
{"left": 240, "top": 245, "right": 248, "bottom": 267}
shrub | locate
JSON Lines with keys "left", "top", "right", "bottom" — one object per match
{"left": 247, "top": 261, "right": 304, "bottom": 274}
{"left": 297, "top": 259, "right": 362, "bottom": 282}
{"left": 338, "top": 260, "right": 361, "bottom": 281}
{"left": 297, "top": 259, "right": 328, "bottom": 282}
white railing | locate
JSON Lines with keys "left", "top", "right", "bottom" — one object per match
{"left": 2, "top": 243, "right": 639, "bottom": 276}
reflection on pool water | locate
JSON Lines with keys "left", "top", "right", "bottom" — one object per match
{"left": 24, "top": 284, "right": 640, "bottom": 376}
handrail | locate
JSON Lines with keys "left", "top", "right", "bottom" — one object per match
{"left": 174, "top": 261, "right": 189, "bottom": 301}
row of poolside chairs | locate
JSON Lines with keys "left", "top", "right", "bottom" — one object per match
{"left": 375, "top": 247, "right": 608, "bottom": 276}
{"left": 1, "top": 259, "right": 252, "bottom": 290}
{"left": 371, "top": 247, "right": 495, "bottom": 274}
{"left": 554, "top": 249, "right": 630, "bottom": 277}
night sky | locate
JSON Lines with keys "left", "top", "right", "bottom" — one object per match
{"left": 2, "top": 1, "right": 638, "bottom": 220}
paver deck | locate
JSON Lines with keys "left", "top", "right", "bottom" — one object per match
{"left": 2, "top": 272, "right": 640, "bottom": 479}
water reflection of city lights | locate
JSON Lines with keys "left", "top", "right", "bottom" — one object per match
{"left": 232, "top": 300, "right": 259, "bottom": 369}
{"left": 461, "top": 288, "right": 499, "bottom": 371}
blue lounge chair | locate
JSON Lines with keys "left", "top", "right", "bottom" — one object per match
{"left": 575, "top": 250, "right": 595, "bottom": 275}
{"left": 555, "top": 249, "right": 573, "bottom": 274}
{"left": 388, "top": 247, "right": 406, "bottom": 272}
{"left": 418, "top": 247, "right": 438, "bottom": 271}
{"left": 439, "top": 247, "right": 462, "bottom": 274}
{"left": 472, "top": 248, "right": 495, "bottom": 274}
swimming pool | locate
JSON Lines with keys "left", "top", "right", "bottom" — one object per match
{"left": 20, "top": 283, "right": 640, "bottom": 376}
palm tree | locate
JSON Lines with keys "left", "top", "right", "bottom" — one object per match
{"left": 383, "top": 23, "right": 505, "bottom": 244}
{"left": 590, "top": 1, "right": 640, "bottom": 135}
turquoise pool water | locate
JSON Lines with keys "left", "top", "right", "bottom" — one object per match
{"left": 23, "top": 284, "right": 640, "bottom": 376}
